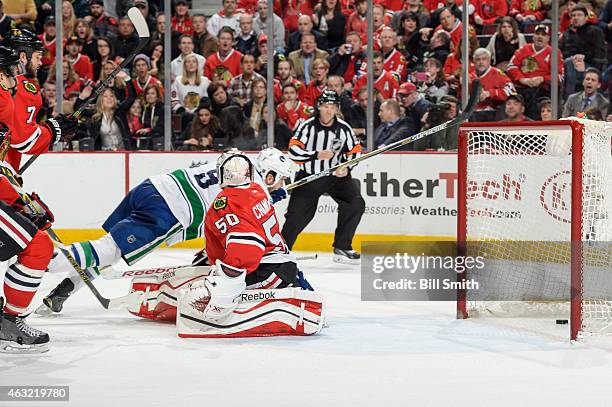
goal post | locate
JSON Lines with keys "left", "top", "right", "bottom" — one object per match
{"left": 456, "top": 119, "right": 612, "bottom": 341}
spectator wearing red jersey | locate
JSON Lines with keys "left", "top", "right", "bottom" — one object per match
{"left": 378, "top": 27, "right": 407, "bottom": 82}
{"left": 207, "top": 0, "right": 241, "bottom": 37}
{"left": 329, "top": 31, "right": 366, "bottom": 86}
{"left": 131, "top": 54, "right": 163, "bottom": 97}
{"left": 47, "top": 58, "right": 83, "bottom": 100}
{"left": 238, "top": 0, "right": 258, "bottom": 14}
{"left": 275, "top": 0, "right": 315, "bottom": 33}
{"left": 65, "top": 36, "right": 93, "bottom": 81}
{"left": 346, "top": 0, "right": 368, "bottom": 38}
{"left": 443, "top": 34, "right": 477, "bottom": 97}
{"left": 353, "top": 51, "right": 400, "bottom": 100}
{"left": 420, "top": 7, "right": 463, "bottom": 51}
{"left": 507, "top": 24, "right": 563, "bottom": 119}
{"left": 472, "top": 48, "right": 516, "bottom": 113}
{"left": 509, "top": 0, "right": 547, "bottom": 28}
{"left": 473, "top": 0, "right": 508, "bottom": 28}
{"left": 40, "top": 16, "right": 62, "bottom": 69}
{"left": 273, "top": 59, "right": 306, "bottom": 103}
{"left": 204, "top": 27, "right": 244, "bottom": 83}
{"left": 370, "top": 4, "right": 390, "bottom": 49}
{"left": 304, "top": 58, "right": 330, "bottom": 106}
{"left": 172, "top": 0, "right": 193, "bottom": 35}
{"left": 276, "top": 83, "right": 313, "bottom": 130}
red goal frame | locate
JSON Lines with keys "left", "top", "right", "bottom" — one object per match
{"left": 456, "top": 120, "right": 586, "bottom": 341}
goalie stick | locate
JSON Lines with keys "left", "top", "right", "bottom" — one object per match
{"left": 285, "top": 80, "right": 482, "bottom": 191}
{"left": 101, "top": 254, "right": 319, "bottom": 280}
{"left": 18, "top": 7, "right": 151, "bottom": 176}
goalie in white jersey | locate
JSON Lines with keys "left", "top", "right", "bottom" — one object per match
{"left": 37, "top": 148, "right": 294, "bottom": 315}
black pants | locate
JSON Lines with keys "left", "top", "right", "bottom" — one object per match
{"left": 281, "top": 172, "right": 365, "bottom": 251}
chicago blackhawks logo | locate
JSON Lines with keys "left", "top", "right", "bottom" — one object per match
{"left": 22, "top": 80, "right": 38, "bottom": 94}
{"left": 213, "top": 196, "right": 228, "bottom": 211}
{"left": 521, "top": 56, "right": 539, "bottom": 73}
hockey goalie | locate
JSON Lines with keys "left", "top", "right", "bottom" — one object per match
{"left": 129, "top": 152, "right": 324, "bottom": 337}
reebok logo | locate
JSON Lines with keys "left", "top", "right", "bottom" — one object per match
{"left": 241, "top": 291, "right": 276, "bottom": 302}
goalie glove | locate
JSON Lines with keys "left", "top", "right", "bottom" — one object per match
{"left": 182, "top": 260, "right": 246, "bottom": 323}
{"left": 46, "top": 113, "right": 79, "bottom": 145}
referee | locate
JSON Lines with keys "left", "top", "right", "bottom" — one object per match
{"left": 281, "top": 90, "right": 365, "bottom": 264}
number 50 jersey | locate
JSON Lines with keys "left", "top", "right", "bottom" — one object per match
{"left": 204, "top": 182, "right": 295, "bottom": 273}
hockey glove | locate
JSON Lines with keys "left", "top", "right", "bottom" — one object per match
{"left": 269, "top": 188, "right": 287, "bottom": 204}
{"left": 13, "top": 197, "right": 53, "bottom": 231}
{"left": 46, "top": 113, "right": 79, "bottom": 145}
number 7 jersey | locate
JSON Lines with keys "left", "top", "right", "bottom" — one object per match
{"left": 204, "top": 182, "right": 295, "bottom": 273}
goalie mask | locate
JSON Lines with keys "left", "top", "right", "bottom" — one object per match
{"left": 257, "top": 147, "right": 295, "bottom": 185}
{"left": 216, "top": 149, "right": 254, "bottom": 188}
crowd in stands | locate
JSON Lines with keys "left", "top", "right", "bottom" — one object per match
{"left": 2, "top": 0, "right": 610, "bottom": 151}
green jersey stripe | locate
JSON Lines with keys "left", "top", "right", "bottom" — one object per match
{"left": 170, "top": 170, "right": 205, "bottom": 241}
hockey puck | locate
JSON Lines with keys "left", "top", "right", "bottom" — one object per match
{"left": 556, "top": 319, "right": 568, "bottom": 325}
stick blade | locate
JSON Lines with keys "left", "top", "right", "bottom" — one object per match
{"left": 127, "top": 7, "right": 150, "bottom": 38}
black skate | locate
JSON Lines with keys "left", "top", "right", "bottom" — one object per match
{"left": 35, "top": 278, "right": 75, "bottom": 316}
{"left": 0, "top": 298, "right": 50, "bottom": 353}
{"left": 332, "top": 248, "right": 361, "bottom": 265}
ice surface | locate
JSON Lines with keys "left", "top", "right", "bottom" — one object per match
{"left": 2, "top": 250, "right": 612, "bottom": 407}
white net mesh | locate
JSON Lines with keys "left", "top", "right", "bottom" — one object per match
{"left": 461, "top": 119, "right": 612, "bottom": 338}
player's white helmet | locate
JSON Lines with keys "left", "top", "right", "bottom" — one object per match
{"left": 257, "top": 147, "right": 295, "bottom": 185}
{"left": 216, "top": 148, "right": 254, "bottom": 188}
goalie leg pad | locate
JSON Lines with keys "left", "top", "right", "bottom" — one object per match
{"left": 177, "top": 288, "right": 325, "bottom": 338}
{"left": 127, "top": 266, "right": 212, "bottom": 322}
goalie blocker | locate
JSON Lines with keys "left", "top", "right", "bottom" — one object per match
{"left": 126, "top": 266, "right": 324, "bottom": 337}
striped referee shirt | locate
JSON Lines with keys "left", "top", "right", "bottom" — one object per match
{"left": 288, "top": 116, "right": 361, "bottom": 175}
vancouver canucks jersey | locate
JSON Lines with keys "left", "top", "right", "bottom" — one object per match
{"left": 148, "top": 161, "right": 266, "bottom": 246}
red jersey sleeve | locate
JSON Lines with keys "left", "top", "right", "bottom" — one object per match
{"left": 0, "top": 176, "right": 20, "bottom": 205}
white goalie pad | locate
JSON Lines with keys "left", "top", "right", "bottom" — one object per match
{"left": 177, "top": 288, "right": 325, "bottom": 338}
{"left": 127, "top": 266, "right": 212, "bottom": 322}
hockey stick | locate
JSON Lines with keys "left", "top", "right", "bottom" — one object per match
{"left": 18, "top": 7, "right": 151, "bottom": 176}
{"left": 285, "top": 80, "right": 482, "bottom": 191}
{"left": 101, "top": 254, "right": 318, "bottom": 280}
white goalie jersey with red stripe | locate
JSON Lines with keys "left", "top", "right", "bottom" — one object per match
{"left": 204, "top": 182, "right": 294, "bottom": 273}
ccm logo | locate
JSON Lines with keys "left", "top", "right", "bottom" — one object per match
{"left": 540, "top": 170, "right": 571, "bottom": 223}
{"left": 241, "top": 292, "right": 277, "bottom": 301}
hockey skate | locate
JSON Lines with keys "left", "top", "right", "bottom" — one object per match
{"left": 0, "top": 298, "right": 50, "bottom": 353}
{"left": 332, "top": 248, "right": 360, "bottom": 265}
{"left": 35, "top": 278, "right": 74, "bottom": 316}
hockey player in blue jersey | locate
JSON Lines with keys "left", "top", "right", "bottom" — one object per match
{"left": 36, "top": 148, "right": 295, "bottom": 315}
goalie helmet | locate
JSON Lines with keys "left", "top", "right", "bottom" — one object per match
{"left": 216, "top": 148, "right": 254, "bottom": 188}
{"left": 257, "top": 148, "right": 295, "bottom": 185}
{"left": 4, "top": 28, "right": 44, "bottom": 57}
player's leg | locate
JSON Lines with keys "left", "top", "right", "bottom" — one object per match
{"left": 281, "top": 173, "right": 331, "bottom": 249}
{"left": 0, "top": 201, "right": 54, "bottom": 352}
{"left": 40, "top": 181, "right": 182, "bottom": 313}
{"left": 327, "top": 175, "right": 366, "bottom": 263}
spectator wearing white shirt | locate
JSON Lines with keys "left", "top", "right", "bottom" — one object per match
{"left": 207, "top": 0, "right": 241, "bottom": 37}
{"left": 253, "top": 0, "right": 285, "bottom": 52}
{"left": 171, "top": 54, "right": 211, "bottom": 114}
{"left": 171, "top": 34, "right": 206, "bottom": 81}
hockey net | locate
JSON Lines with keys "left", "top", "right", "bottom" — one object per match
{"left": 456, "top": 119, "right": 612, "bottom": 341}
